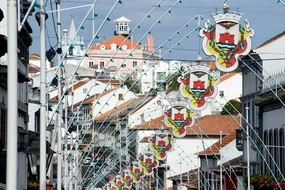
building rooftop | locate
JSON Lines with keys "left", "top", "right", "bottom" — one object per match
{"left": 90, "top": 34, "right": 140, "bottom": 50}
{"left": 196, "top": 130, "right": 238, "bottom": 156}
{"left": 132, "top": 115, "right": 241, "bottom": 137}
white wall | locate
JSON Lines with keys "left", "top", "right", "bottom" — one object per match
{"left": 255, "top": 35, "right": 285, "bottom": 79}
{"left": 219, "top": 140, "right": 242, "bottom": 165}
{"left": 128, "top": 95, "right": 164, "bottom": 127}
{"left": 93, "top": 87, "right": 137, "bottom": 119}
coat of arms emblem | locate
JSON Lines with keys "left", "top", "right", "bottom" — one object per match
{"left": 148, "top": 131, "right": 174, "bottom": 160}
{"left": 128, "top": 161, "right": 144, "bottom": 183}
{"left": 138, "top": 152, "right": 158, "bottom": 175}
{"left": 103, "top": 183, "right": 111, "bottom": 190}
{"left": 164, "top": 99, "right": 195, "bottom": 137}
{"left": 111, "top": 176, "right": 125, "bottom": 190}
{"left": 179, "top": 65, "right": 219, "bottom": 111}
{"left": 200, "top": 2, "right": 254, "bottom": 72}
{"left": 121, "top": 170, "right": 133, "bottom": 189}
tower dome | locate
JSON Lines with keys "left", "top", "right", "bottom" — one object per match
{"left": 114, "top": 16, "right": 131, "bottom": 37}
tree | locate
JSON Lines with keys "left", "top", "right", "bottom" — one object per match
{"left": 122, "top": 75, "right": 141, "bottom": 94}
{"left": 165, "top": 65, "right": 187, "bottom": 92}
{"left": 220, "top": 99, "right": 242, "bottom": 115}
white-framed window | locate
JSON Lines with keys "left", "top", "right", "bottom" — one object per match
{"left": 89, "top": 61, "right": 93, "bottom": 67}
{"left": 100, "top": 61, "right": 105, "bottom": 68}
{"left": 133, "top": 61, "right": 137, "bottom": 67}
{"left": 83, "top": 88, "right": 88, "bottom": 93}
{"left": 122, "top": 45, "right": 127, "bottom": 50}
{"left": 100, "top": 45, "right": 106, "bottom": 50}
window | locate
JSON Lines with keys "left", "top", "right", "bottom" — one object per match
{"left": 83, "top": 88, "right": 88, "bottom": 93}
{"left": 118, "top": 94, "right": 123, "bottom": 100}
{"left": 157, "top": 72, "right": 166, "bottom": 81}
{"left": 133, "top": 61, "right": 137, "bottom": 67}
{"left": 100, "top": 61, "right": 105, "bottom": 68}
{"left": 89, "top": 61, "right": 93, "bottom": 67}
{"left": 69, "top": 47, "right": 73, "bottom": 56}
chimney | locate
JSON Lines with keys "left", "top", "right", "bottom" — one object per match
{"left": 147, "top": 34, "right": 154, "bottom": 52}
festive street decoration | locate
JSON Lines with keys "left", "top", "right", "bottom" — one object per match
{"left": 164, "top": 99, "right": 195, "bottom": 137}
{"left": 179, "top": 65, "right": 219, "bottom": 111}
{"left": 128, "top": 161, "right": 145, "bottom": 183}
{"left": 103, "top": 183, "right": 111, "bottom": 190}
{"left": 148, "top": 131, "right": 174, "bottom": 159}
{"left": 121, "top": 170, "right": 133, "bottom": 189}
{"left": 138, "top": 151, "right": 158, "bottom": 175}
{"left": 111, "top": 175, "right": 125, "bottom": 190}
{"left": 199, "top": 2, "right": 254, "bottom": 72}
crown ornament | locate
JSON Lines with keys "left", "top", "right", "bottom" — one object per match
{"left": 211, "top": 1, "right": 243, "bottom": 23}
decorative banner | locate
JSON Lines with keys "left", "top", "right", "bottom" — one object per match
{"left": 199, "top": 4, "right": 254, "bottom": 72}
{"left": 103, "top": 183, "right": 111, "bottom": 190}
{"left": 149, "top": 131, "right": 174, "bottom": 159}
{"left": 138, "top": 152, "right": 158, "bottom": 175}
{"left": 128, "top": 161, "right": 145, "bottom": 183}
{"left": 110, "top": 175, "right": 125, "bottom": 190}
{"left": 121, "top": 169, "right": 133, "bottom": 189}
{"left": 179, "top": 65, "right": 219, "bottom": 111}
{"left": 164, "top": 99, "right": 195, "bottom": 137}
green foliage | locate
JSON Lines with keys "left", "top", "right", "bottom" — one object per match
{"left": 244, "top": 174, "right": 285, "bottom": 189}
{"left": 165, "top": 65, "right": 186, "bottom": 92}
{"left": 220, "top": 99, "right": 241, "bottom": 115}
{"left": 123, "top": 75, "right": 141, "bottom": 94}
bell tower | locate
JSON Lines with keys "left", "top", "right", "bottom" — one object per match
{"left": 114, "top": 16, "right": 131, "bottom": 37}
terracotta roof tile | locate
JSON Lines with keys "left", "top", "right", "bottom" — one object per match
{"left": 168, "top": 168, "right": 199, "bottom": 181}
{"left": 29, "top": 53, "right": 41, "bottom": 60}
{"left": 49, "top": 79, "right": 90, "bottom": 102}
{"left": 95, "top": 99, "right": 135, "bottom": 120}
{"left": 132, "top": 115, "right": 241, "bottom": 136}
{"left": 220, "top": 72, "right": 237, "bottom": 83}
{"left": 208, "top": 61, "right": 217, "bottom": 70}
{"left": 28, "top": 63, "right": 40, "bottom": 73}
{"left": 90, "top": 34, "right": 140, "bottom": 50}
{"left": 98, "top": 79, "right": 120, "bottom": 84}
{"left": 196, "top": 129, "right": 239, "bottom": 156}
{"left": 72, "top": 88, "right": 116, "bottom": 107}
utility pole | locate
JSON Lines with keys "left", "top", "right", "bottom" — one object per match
{"left": 56, "top": 1, "right": 63, "bottom": 190}
{"left": 63, "top": 29, "right": 69, "bottom": 190}
{"left": 220, "top": 131, "right": 223, "bottom": 190}
{"left": 6, "top": 0, "right": 18, "bottom": 189}
{"left": 246, "top": 107, "right": 250, "bottom": 190}
{"left": 40, "top": 0, "right": 47, "bottom": 188}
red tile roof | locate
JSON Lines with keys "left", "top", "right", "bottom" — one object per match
{"left": 132, "top": 115, "right": 241, "bottom": 137}
{"left": 95, "top": 99, "right": 135, "bottom": 120}
{"left": 90, "top": 34, "right": 141, "bottom": 50}
{"left": 196, "top": 129, "right": 239, "bottom": 156}
{"left": 29, "top": 53, "right": 41, "bottom": 60}
{"left": 220, "top": 72, "right": 238, "bottom": 83}
{"left": 73, "top": 88, "right": 116, "bottom": 107}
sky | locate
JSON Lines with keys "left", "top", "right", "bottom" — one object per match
{"left": 28, "top": 0, "right": 285, "bottom": 62}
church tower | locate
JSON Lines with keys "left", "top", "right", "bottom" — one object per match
{"left": 113, "top": 16, "right": 131, "bottom": 37}
{"left": 62, "top": 18, "right": 85, "bottom": 65}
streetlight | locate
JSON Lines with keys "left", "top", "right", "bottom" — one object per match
{"left": 25, "top": 135, "right": 55, "bottom": 190}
